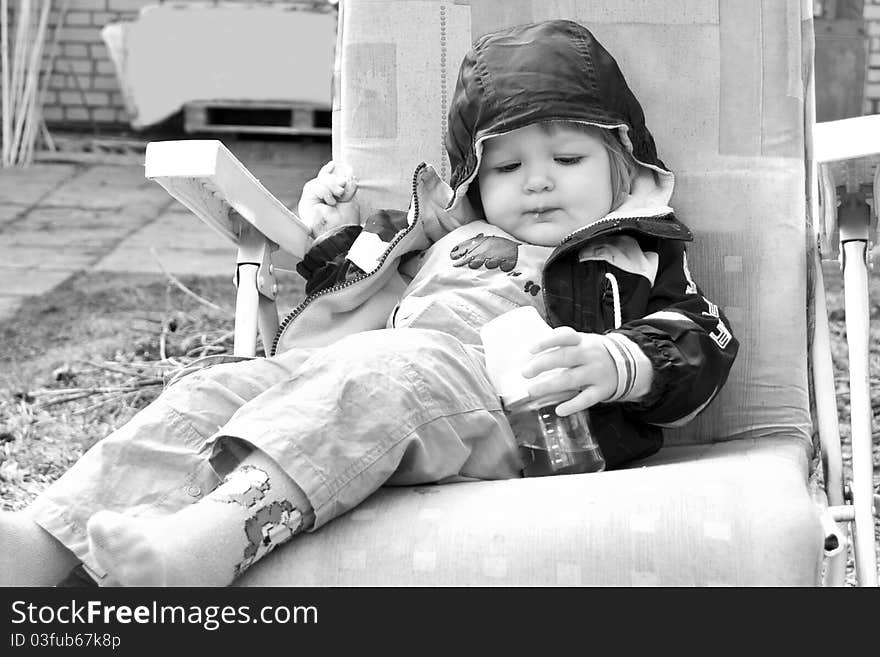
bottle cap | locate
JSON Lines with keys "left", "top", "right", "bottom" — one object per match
{"left": 480, "top": 306, "right": 569, "bottom": 407}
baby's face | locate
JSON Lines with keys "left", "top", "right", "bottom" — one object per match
{"left": 477, "top": 123, "right": 614, "bottom": 246}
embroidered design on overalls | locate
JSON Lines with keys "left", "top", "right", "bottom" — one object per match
{"left": 449, "top": 233, "right": 520, "bottom": 272}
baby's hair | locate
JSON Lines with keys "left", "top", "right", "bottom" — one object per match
{"left": 539, "top": 121, "right": 639, "bottom": 211}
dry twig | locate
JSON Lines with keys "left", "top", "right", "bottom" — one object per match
{"left": 150, "top": 248, "right": 231, "bottom": 316}
{"left": 72, "top": 387, "right": 157, "bottom": 416}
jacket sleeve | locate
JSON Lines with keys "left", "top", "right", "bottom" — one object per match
{"left": 295, "top": 209, "right": 409, "bottom": 296}
{"left": 611, "top": 239, "right": 738, "bottom": 428}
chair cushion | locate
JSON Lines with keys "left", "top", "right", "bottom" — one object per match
{"left": 238, "top": 435, "right": 822, "bottom": 586}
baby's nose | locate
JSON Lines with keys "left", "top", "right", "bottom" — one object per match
{"left": 523, "top": 170, "right": 554, "bottom": 193}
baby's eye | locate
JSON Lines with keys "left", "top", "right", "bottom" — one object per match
{"left": 494, "top": 162, "right": 521, "bottom": 173}
{"left": 555, "top": 156, "right": 584, "bottom": 165}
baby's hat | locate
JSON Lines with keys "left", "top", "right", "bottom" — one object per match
{"left": 445, "top": 19, "right": 669, "bottom": 193}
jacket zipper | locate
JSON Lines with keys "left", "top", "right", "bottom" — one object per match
{"left": 548, "top": 211, "right": 687, "bottom": 266}
{"left": 561, "top": 215, "right": 624, "bottom": 244}
{"left": 559, "top": 211, "right": 678, "bottom": 246}
{"left": 269, "top": 164, "right": 427, "bottom": 356}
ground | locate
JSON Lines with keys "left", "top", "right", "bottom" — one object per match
{"left": 0, "top": 272, "right": 273, "bottom": 505}
{"left": 0, "top": 262, "right": 878, "bottom": 585}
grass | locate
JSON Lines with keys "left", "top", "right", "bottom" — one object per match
{"left": 0, "top": 263, "right": 877, "bottom": 584}
{"left": 0, "top": 271, "right": 269, "bottom": 509}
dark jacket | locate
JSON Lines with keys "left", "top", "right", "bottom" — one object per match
{"left": 280, "top": 20, "right": 738, "bottom": 468}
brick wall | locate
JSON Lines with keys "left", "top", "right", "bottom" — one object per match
{"left": 21, "top": 1, "right": 880, "bottom": 127}
{"left": 14, "top": 0, "right": 330, "bottom": 130}
{"left": 866, "top": 0, "right": 880, "bottom": 113}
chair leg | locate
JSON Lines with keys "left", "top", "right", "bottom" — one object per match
{"left": 258, "top": 294, "right": 279, "bottom": 357}
{"left": 233, "top": 263, "right": 259, "bottom": 357}
{"left": 812, "top": 249, "right": 849, "bottom": 586}
{"left": 233, "top": 221, "right": 280, "bottom": 358}
{"left": 839, "top": 196, "right": 879, "bottom": 587}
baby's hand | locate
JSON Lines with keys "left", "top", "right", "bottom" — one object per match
{"left": 521, "top": 327, "right": 617, "bottom": 416}
{"left": 297, "top": 161, "right": 360, "bottom": 238}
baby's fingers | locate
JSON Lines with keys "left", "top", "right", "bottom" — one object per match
{"left": 314, "top": 183, "right": 339, "bottom": 207}
{"left": 315, "top": 172, "right": 346, "bottom": 199}
{"left": 299, "top": 178, "right": 335, "bottom": 207}
{"left": 554, "top": 387, "right": 607, "bottom": 416}
{"left": 318, "top": 162, "right": 356, "bottom": 200}
{"left": 522, "top": 345, "right": 580, "bottom": 378}
{"left": 528, "top": 326, "right": 580, "bottom": 354}
{"left": 331, "top": 162, "right": 357, "bottom": 201}
{"left": 338, "top": 176, "right": 357, "bottom": 202}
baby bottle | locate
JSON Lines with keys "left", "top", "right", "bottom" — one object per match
{"left": 504, "top": 393, "right": 605, "bottom": 477}
{"left": 480, "top": 306, "right": 606, "bottom": 478}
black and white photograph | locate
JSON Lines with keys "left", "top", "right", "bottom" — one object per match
{"left": 0, "top": 0, "right": 877, "bottom": 637}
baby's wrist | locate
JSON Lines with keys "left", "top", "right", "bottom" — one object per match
{"left": 599, "top": 332, "right": 653, "bottom": 402}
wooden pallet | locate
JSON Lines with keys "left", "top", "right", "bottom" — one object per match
{"left": 183, "top": 99, "right": 332, "bottom": 137}
{"left": 34, "top": 135, "right": 148, "bottom": 165}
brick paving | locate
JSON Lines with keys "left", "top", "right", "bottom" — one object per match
{"left": 0, "top": 139, "right": 331, "bottom": 321}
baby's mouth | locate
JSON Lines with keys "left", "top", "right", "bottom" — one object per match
{"left": 525, "top": 207, "right": 561, "bottom": 220}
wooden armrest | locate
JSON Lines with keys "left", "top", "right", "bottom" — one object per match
{"left": 144, "top": 140, "right": 312, "bottom": 259}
